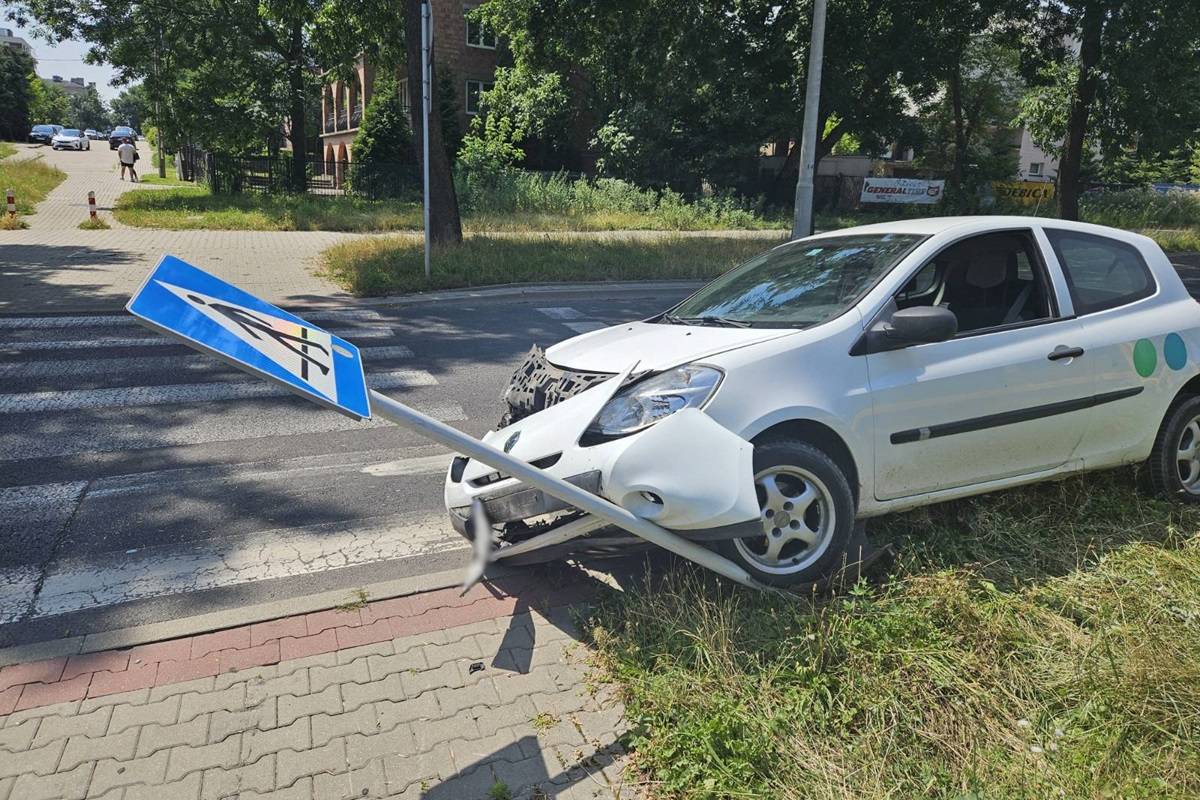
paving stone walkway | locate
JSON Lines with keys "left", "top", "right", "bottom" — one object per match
{"left": 0, "top": 580, "right": 637, "bottom": 799}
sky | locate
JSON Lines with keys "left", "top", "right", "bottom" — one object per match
{"left": 2, "top": 13, "right": 121, "bottom": 101}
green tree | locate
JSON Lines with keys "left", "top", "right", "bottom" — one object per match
{"left": 473, "top": 0, "right": 943, "bottom": 194}
{"left": 0, "top": 46, "right": 34, "bottom": 139}
{"left": 1017, "top": 1, "right": 1200, "bottom": 218}
{"left": 458, "top": 64, "right": 568, "bottom": 171}
{"left": 68, "top": 84, "right": 109, "bottom": 130}
{"left": 110, "top": 84, "right": 150, "bottom": 129}
{"left": 918, "top": 33, "right": 1025, "bottom": 208}
{"left": 350, "top": 73, "right": 415, "bottom": 198}
{"left": 27, "top": 75, "right": 68, "bottom": 125}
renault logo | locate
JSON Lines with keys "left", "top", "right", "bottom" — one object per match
{"left": 503, "top": 432, "right": 521, "bottom": 453}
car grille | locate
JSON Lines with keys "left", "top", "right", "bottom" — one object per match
{"left": 499, "top": 346, "right": 614, "bottom": 427}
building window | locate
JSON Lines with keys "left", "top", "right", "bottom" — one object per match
{"left": 465, "top": 6, "right": 497, "bottom": 49}
{"left": 1029, "top": 162, "right": 1043, "bottom": 176}
{"left": 465, "top": 79, "right": 494, "bottom": 115}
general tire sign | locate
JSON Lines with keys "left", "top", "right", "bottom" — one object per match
{"left": 860, "top": 178, "right": 945, "bottom": 205}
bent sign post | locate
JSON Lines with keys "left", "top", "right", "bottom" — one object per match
{"left": 127, "top": 256, "right": 762, "bottom": 591}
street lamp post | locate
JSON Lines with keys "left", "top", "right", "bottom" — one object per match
{"left": 791, "top": 0, "right": 827, "bottom": 239}
{"left": 421, "top": 1, "right": 432, "bottom": 279}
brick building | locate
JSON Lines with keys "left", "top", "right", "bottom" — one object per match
{"left": 319, "top": 1, "right": 500, "bottom": 180}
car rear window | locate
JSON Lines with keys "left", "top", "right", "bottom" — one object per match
{"left": 62, "top": 129, "right": 81, "bottom": 136}
{"left": 33, "top": 125, "right": 53, "bottom": 133}
{"left": 1045, "top": 229, "right": 1155, "bottom": 315}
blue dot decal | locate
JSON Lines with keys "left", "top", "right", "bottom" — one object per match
{"left": 1165, "top": 333, "right": 1188, "bottom": 371}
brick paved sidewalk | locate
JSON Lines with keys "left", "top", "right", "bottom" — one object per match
{"left": 0, "top": 578, "right": 636, "bottom": 799}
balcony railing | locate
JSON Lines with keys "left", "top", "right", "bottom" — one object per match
{"left": 337, "top": 110, "right": 349, "bottom": 130}
{"left": 323, "top": 115, "right": 335, "bottom": 134}
{"left": 350, "top": 107, "right": 362, "bottom": 129}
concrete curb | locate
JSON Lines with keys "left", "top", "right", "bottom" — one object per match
{"left": 0, "top": 563, "right": 523, "bottom": 669}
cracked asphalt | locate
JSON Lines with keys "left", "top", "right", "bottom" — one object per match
{"left": 0, "top": 286, "right": 690, "bottom": 649}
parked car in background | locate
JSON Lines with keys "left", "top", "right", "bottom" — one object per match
{"left": 109, "top": 126, "right": 135, "bottom": 150}
{"left": 447, "top": 217, "right": 1200, "bottom": 586}
{"left": 84, "top": 129, "right": 103, "bottom": 140}
{"left": 27, "top": 124, "right": 57, "bottom": 144}
{"left": 52, "top": 129, "right": 91, "bottom": 151}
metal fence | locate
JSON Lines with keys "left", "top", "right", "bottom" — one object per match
{"left": 177, "top": 146, "right": 419, "bottom": 200}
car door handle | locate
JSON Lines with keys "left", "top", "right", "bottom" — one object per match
{"left": 1047, "top": 346, "right": 1085, "bottom": 361}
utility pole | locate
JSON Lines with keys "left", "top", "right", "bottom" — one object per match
{"left": 791, "top": 0, "right": 827, "bottom": 239}
{"left": 155, "top": 22, "right": 165, "bottom": 179}
{"left": 421, "top": 0, "right": 432, "bottom": 279}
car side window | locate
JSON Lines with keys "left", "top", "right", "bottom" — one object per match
{"left": 895, "top": 231, "right": 1054, "bottom": 334}
{"left": 1044, "top": 229, "right": 1155, "bottom": 315}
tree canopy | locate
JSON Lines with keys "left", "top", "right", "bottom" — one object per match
{"left": 0, "top": 45, "right": 35, "bottom": 139}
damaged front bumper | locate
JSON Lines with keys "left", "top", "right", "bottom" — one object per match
{"left": 444, "top": 359, "right": 762, "bottom": 559}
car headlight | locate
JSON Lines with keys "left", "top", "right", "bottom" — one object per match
{"left": 587, "top": 365, "right": 722, "bottom": 437}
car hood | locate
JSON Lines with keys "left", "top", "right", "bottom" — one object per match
{"left": 545, "top": 321, "right": 795, "bottom": 373}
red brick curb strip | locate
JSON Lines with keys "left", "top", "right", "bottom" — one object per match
{"left": 0, "top": 578, "right": 597, "bottom": 716}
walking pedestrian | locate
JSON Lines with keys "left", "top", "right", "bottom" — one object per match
{"left": 118, "top": 137, "right": 139, "bottom": 182}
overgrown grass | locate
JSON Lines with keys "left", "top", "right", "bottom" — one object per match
{"left": 458, "top": 170, "right": 787, "bottom": 231}
{"left": 113, "top": 187, "right": 423, "bottom": 231}
{"left": 0, "top": 153, "right": 66, "bottom": 217}
{"left": 0, "top": 142, "right": 16, "bottom": 159}
{"left": 319, "top": 234, "right": 782, "bottom": 296}
{"left": 589, "top": 470, "right": 1200, "bottom": 799}
{"left": 113, "top": 169, "right": 789, "bottom": 232}
{"left": 77, "top": 217, "right": 110, "bottom": 230}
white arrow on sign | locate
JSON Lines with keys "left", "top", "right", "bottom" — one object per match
{"left": 155, "top": 280, "right": 338, "bottom": 400}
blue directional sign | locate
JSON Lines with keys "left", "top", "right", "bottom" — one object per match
{"left": 127, "top": 255, "right": 371, "bottom": 419}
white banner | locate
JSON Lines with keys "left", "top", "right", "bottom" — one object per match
{"left": 860, "top": 178, "right": 945, "bottom": 204}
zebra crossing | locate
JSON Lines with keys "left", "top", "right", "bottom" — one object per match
{"left": 0, "top": 307, "right": 474, "bottom": 627}
{"left": 0, "top": 296, "right": 673, "bottom": 636}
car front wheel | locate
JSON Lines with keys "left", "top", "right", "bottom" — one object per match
{"left": 1146, "top": 394, "right": 1200, "bottom": 503}
{"left": 716, "top": 438, "right": 857, "bottom": 587}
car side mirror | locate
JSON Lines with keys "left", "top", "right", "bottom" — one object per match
{"left": 886, "top": 306, "right": 958, "bottom": 344}
{"left": 851, "top": 304, "right": 959, "bottom": 356}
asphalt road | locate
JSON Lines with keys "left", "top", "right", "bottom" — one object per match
{"left": 0, "top": 285, "right": 690, "bottom": 648}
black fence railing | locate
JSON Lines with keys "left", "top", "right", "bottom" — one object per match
{"left": 178, "top": 146, "right": 419, "bottom": 200}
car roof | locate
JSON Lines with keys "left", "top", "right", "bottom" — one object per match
{"left": 802, "top": 215, "right": 1139, "bottom": 241}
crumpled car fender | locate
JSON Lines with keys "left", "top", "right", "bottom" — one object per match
{"left": 602, "top": 408, "right": 759, "bottom": 529}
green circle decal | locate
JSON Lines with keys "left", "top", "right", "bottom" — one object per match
{"left": 1134, "top": 338, "right": 1157, "bottom": 377}
{"left": 1165, "top": 333, "right": 1188, "bottom": 371}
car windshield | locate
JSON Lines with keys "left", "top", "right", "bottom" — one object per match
{"left": 62, "top": 129, "right": 81, "bottom": 137}
{"left": 114, "top": 128, "right": 132, "bottom": 134}
{"left": 33, "top": 125, "right": 53, "bottom": 133}
{"left": 665, "top": 233, "right": 925, "bottom": 328}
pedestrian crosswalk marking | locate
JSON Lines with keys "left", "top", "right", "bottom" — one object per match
{"left": 536, "top": 306, "right": 587, "bottom": 320}
{"left": 0, "top": 307, "right": 385, "bottom": 329}
{"left": 0, "top": 369, "right": 436, "bottom": 414}
{"left": 564, "top": 321, "right": 608, "bottom": 334}
{"left": 0, "top": 327, "right": 397, "bottom": 353}
{"left": 0, "top": 345, "right": 414, "bottom": 381}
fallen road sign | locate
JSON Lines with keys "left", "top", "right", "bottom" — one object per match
{"left": 126, "top": 255, "right": 371, "bottom": 420}
{"left": 126, "top": 257, "right": 766, "bottom": 591}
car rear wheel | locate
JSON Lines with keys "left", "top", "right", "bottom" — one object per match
{"left": 1146, "top": 395, "right": 1200, "bottom": 503}
{"left": 717, "top": 438, "right": 856, "bottom": 587}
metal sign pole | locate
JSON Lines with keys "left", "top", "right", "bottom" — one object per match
{"left": 367, "top": 389, "right": 762, "bottom": 588}
{"left": 421, "top": 1, "right": 432, "bottom": 280}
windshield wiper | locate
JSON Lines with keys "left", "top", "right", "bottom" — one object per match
{"left": 658, "top": 312, "right": 688, "bottom": 325}
{"left": 688, "top": 315, "right": 753, "bottom": 328}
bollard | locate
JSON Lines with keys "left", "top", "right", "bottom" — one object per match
{"left": 5, "top": 188, "right": 13, "bottom": 218}
{"left": 87, "top": 191, "right": 97, "bottom": 220}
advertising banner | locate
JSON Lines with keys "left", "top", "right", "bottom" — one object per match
{"left": 860, "top": 178, "right": 945, "bottom": 204}
{"left": 993, "top": 180, "right": 1055, "bottom": 205}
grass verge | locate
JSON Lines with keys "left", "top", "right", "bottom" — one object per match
{"left": 588, "top": 470, "right": 1200, "bottom": 799}
{"left": 77, "top": 217, "right": 110, "bottom": 230}
{"left": 0, "top": 153, "right": 66, "bottom": 217}
{"left": 114, "top": 188, "right": 425, "bottom": 231}
{"left": 319, "top": 234, "right": 783, "bottom": 296}
{"left": 0, "top": 142, "right": 16, "bottom": 159}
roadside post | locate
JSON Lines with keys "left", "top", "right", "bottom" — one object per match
{"left": 126, "top": 256, "right": 764, "bottom": 591}
{"left": 421, "top": 0, "right": 432, "bottom": 280}
{"left": 5, "top": 188, "right": 14, "bottom": 218}
{"left": 87, "top": 191, "right": 97, "bottom": 220}
{"left": 791, "top": 0, "right": 827, "bottom": 239}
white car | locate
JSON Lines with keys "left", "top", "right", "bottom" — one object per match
{"left": 52, "top": 129, "right": 90, "bottom": 150}
{"left": 445, "top": 217, "right": 1200, "bottom": 586}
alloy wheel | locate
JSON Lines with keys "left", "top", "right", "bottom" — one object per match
{"left": 1177, "top": 416, "right": 1200, "bottom": 494}
{"left": 734, "top": 465, "right": 836, "bottom": 575}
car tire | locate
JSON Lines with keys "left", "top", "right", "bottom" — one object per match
{"left": 716, "top": 438, "right": 857, "bottom": 587}
{"left": 1146, "top": 394, "right": 1200, "bottom": 503}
